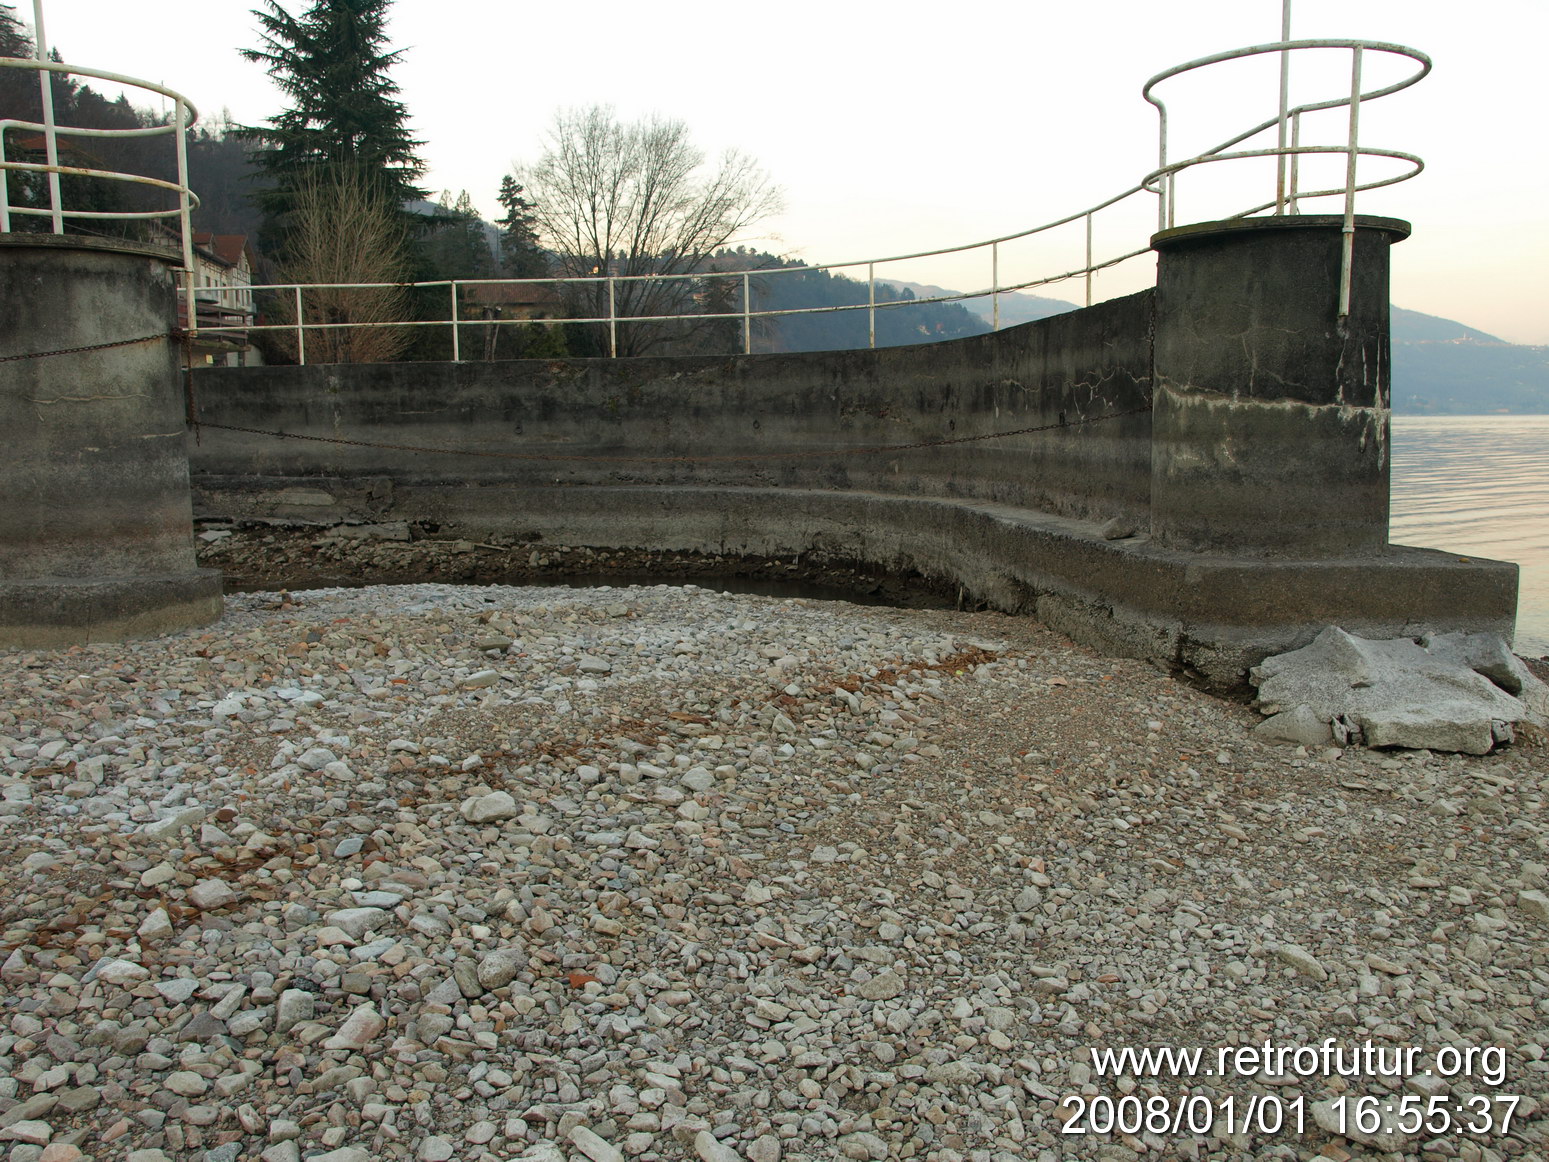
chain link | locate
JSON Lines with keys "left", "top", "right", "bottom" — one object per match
{"left": 0, "top": 332, "right": 171, "bottom": 364}
{"left": 194, "top": 405, "right": 1151, "bottom": 465}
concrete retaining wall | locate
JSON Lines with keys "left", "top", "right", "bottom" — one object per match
{"left": 185, "top": 216, "right": 1520, "bottom": 687}
{"left": 191, "top": 289, "right": 1155, "bottom": 526}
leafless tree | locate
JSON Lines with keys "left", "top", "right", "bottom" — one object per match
{"left": 271, "top": 165, "right": 412, "bottom": 363}
{"left": 514, "top": 106, "right": 781, "bottom": 355}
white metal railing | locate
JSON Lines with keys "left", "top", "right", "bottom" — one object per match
{"left": 210, "top": 20, "right": 1428, "bottom": 362}
{"left": 1, "top": 0, "right": 1426, "bottom": 362}
{"left": 0, "top": 2, "right": 200, "bottom": 276}
{"left": 1143, "top": 36, "right": 1428, "bottom": 316}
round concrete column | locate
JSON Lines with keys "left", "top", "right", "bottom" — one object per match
{"left": 1149, "top": 214, "right": 1409, "bottom": 558}
{"left": 0, "top": 234, "right": 222, "bottom": 647}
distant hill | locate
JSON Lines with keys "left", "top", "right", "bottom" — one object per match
{"left": 1390, "top": 307, "right": 1549, "bottom": 415}
{"left": 884, "top": 281, "right": 1080, "bottom": 327}
{"left": 1391, "top": 307, "right": 1501, "bottom": 345}
{"left": 893, "top": 285, "right": 1548, "bottom": 416}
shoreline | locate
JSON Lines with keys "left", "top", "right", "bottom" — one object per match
{"left": 0, "top": 580, "right": 1544, "bottom": 1160}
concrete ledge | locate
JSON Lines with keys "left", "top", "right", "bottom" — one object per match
{"left": 192, "top": 479, "right": 1518, "bottom": 688}
{"left": 0, "top": 231, "right": 183, "bottom": 264}
{"left": 0, "top": 570, "right": 225, "bottom": 650}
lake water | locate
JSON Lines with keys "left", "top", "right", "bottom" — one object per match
{"left": 1390, "top": 414, "right": 1549, "bottom": 658}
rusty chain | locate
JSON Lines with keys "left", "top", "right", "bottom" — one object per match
{"left": 0, "top": 331, "right": 170, "bottom": 363}
{"left": 1, "top": 330, "right": 1148, "bottom": 464}
{"left": 194, "top": 405, "right": 1150, "bottom": 466}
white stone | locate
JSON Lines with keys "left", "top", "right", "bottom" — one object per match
{"left": 1517, "top": 889, "right": 1549, "bottom": 922}
{"left": 855, "top": 970, "right": 906, "bottom": 1000}
{"left": 323, "top": 1004, "right": 386, "bottom": 1050}
{"left": 165, "top": 1070, "right": 209, "bottom": 1097}
{"left": 477, "top": 946, "right": 525, "bottom": 991}
{"left": 153, "top": 978, "right": 200, "bottom": 1004}
{"left": 138, "top": 907, "right": 175, "bottom": 941}
{"left": 569, "top": 1126, "right": 624, "bottom": 1162}
{"left": 326, "top": 907, "right": 387, "bottom": 939}
{"left": 0, "top": 1121, "right": 51, "bottom": 1144}
{"left": 1272, "top": 943, "right": 1328, "bottom": 981}
{"left": 275, "top": 989, "right": 315, "bottom": 1033}
{"left": 295, "top": 747, "right": 339, "bottom": 771}
{"left": 460, "top": 790, "right": 518, "bottom": 823}
{"left": 94, "top": 957, "right": 149, "bottom": 986}
{"left": 694, "top": 1130, "right": 743, "bottom": 1162}
{"left": 187, "top": 878, "right": 238, "bottom": 910}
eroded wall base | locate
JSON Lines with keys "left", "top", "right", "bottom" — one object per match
{"left": 0, "top": 571, "right": 225, "bottom": 650}
{"left": 194, "top": 478, "right": 1517, "bottom": 690}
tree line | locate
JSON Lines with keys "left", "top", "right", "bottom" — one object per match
{"left": 1, "top": 0, "right": 984, "bottom": 361}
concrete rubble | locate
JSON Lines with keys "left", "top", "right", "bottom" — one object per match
{"left": 0, "top": 585, "right": 1543, "bottom": 1160}
{"left": 1252, "top": 626, "right": 1548, "bottom": 754}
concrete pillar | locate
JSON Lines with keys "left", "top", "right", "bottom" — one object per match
{"left": 0, "top": 234, "right": 222, "bottom": 647}
{"left": 1149, "top": 214, "right": 1409, "bottom": 558}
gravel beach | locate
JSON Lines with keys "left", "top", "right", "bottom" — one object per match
{"left": 0, "top": 580, "right": 1545, "bottom": 1162}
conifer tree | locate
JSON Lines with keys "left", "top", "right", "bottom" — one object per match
{"left": 237, "top": 0, "right": 425, "bottom": 245}
{"left": 495, "top": 176, "right": 548, "bottom": 278}
{"left": 0, "top": 4, "right": 29, "bottom": 58}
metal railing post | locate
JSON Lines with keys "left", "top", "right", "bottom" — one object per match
{"left": 1339, "top": 45, "right": 1364, "bottom": 318}
{"left": 32, "top": 0, "right": 63, "bottom": 233}
{"left": 607, "top": 278, "right": 617, "bottom": 358}
{"left": 0, "top": 131, "right": 10, "bottom": 233}
{"left": 1275, "top": 0, "right": 1293, "bottom": 213}
{"left": 991, "top": 243, "right": 1000, "bottom": 332}
{"left": 294, "top": 285, "right": 306, "bottom": 366}
{"left": 450, "top": 281, "right": 460, "bottom": 362}
{"left": 1084, "top": 213, "right": 1094, "bottom": 306}
{"left": 867, "top": 263, "right": 876, "bottom": 350}
{"left": 741, "top": 272, "right": 751, "bottom": 355}
{"left": 1289, "top": 110, "right": 1302, "bottom": 213}
{"left": 175, "top": 98, "right": 193, "bottom": 274}
{"left": 1, "top": 134, "right": 11, "bottom": 232}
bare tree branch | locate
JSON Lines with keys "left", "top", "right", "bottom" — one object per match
{"left": 514, "top": 106, "right": 781, "bottom": 355}
{"left": 270, "top": 165, "right": 412, "bottom": 363}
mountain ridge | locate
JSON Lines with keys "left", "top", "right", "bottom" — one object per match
{"left": 886, "top": 282, "right": 1546, "bottom": 415}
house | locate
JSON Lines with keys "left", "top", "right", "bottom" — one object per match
{"left": 458, "top": 280, "right": 564, "bottom": 322}
{"left": 182, "top": 231, "right": 258, "bottom": 366}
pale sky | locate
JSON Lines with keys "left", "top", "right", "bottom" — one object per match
{"left": 25, "top": 0, "right": 1549, "bottom": 344}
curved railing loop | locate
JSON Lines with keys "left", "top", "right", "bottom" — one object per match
{"left": 7, "top": 0, "right": 1428, "bottom": 361}
{"left": 1143, "top": 37, "right": 1432, "bottom": 231}
{"left": 0, "top": 53, "right": 201, "bottom": 274}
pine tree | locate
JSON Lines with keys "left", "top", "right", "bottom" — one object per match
{"left": 420, "top": 189, "right": 494, "bottom": 280}
{"left": 237, "top": 0, "right": 425, "bottom": 245}
{"left": 495, "top": 176, "right": 547, "bottom": 278}
{"left": 0, "top": 4, "right": 29, "bottom": 58}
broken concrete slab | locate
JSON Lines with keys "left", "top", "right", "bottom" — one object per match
{"left": 1422, "top": 631, "right": 1534, "bottom": 696}
{"left": 1251, "top": 627, "right": 1535, "bottom": 755}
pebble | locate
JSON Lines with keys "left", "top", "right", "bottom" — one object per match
{"left": 0, "top": 580, "right": 1541, "bottom": 1162}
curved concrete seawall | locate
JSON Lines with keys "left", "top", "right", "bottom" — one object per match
{"left": 188, "top": 216, "right": 1518, "bottom": 688}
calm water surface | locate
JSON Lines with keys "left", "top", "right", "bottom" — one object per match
{"left": 1390, "top": 415, "right": 1549, "bottom": 657}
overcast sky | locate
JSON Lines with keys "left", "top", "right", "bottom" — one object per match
{"left": 26, "top": 0, "right": 1549, "bottom": 344}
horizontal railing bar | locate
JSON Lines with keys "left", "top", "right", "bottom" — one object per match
{"left": 1142, "top": 143, "right": 1423, "bottom": 191}
{"left": 191, "top": 247, "right": 1156, "bottom": 338}
{"left": 0, "top": 56, "right": 201, "bottom": 125}
{"left": 0, "top": 118, "right": 190, "bottom": 142}
{"left": 169, "top": 33, "right": 1428, "bottom": 362}
{"left": 0, "top": 160, "right": 201, "bottom": 199}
